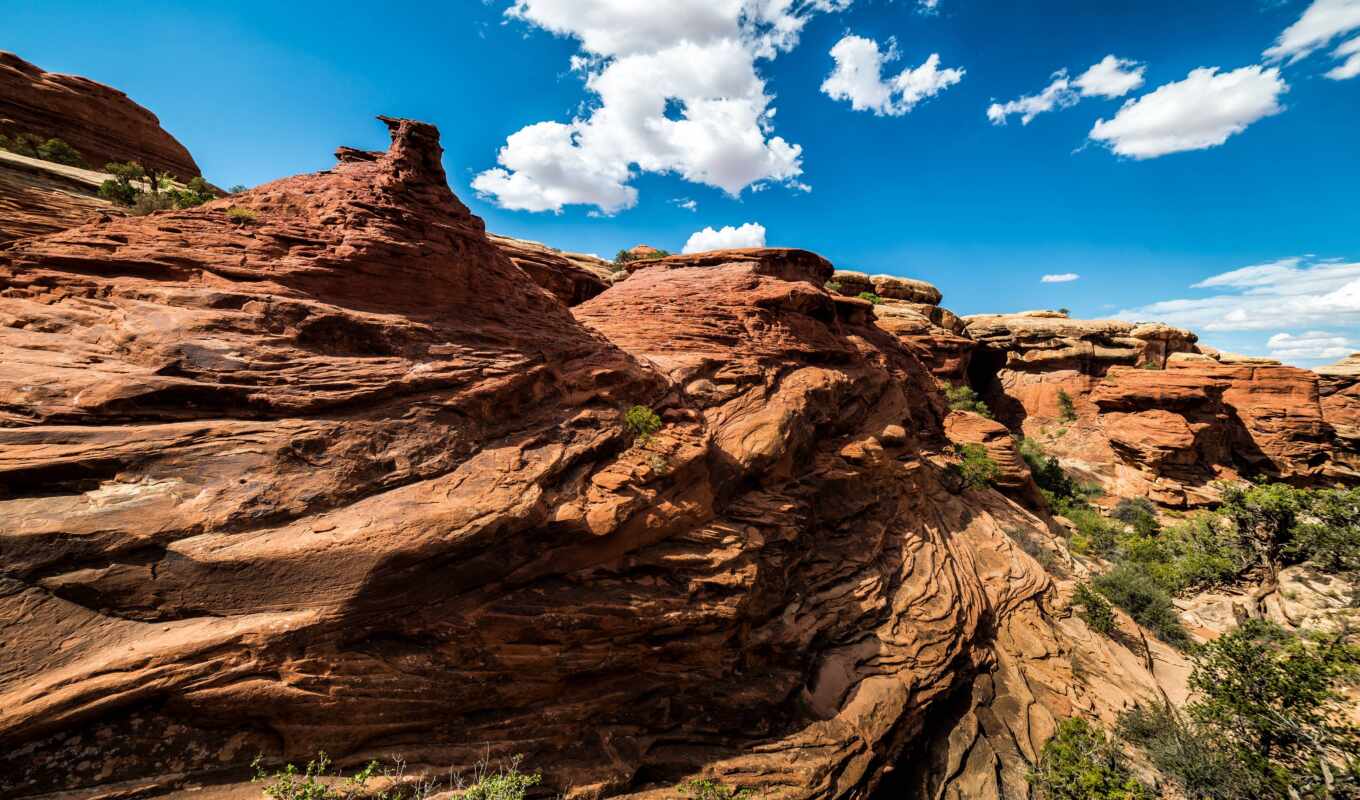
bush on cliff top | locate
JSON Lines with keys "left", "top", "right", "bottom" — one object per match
{"left": 945, "top": 384, "right": 992, "bottom": 418}
{"left": 614, "top": 248, "right": 669, "bottom": 265}
{"left": 0, "top": 131, "right": 86, "bottom": 167}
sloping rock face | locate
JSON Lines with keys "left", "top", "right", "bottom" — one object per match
{"left": 1319, "top": 354, "right": 1360, "bottom": 459}
{"left": 1, "top": 51, "right": 200, "bottom": 179}
{"left": 0, "top": 150, "right": 122, "bottom": 244}
{"left": 488, "top": 233, "right": 614, "bottom": 306}
{"left": 0, "top": 119, "right": 1174, "bottom": 799}
{"left": 832, "top": 270, "right": 973, "bottom": 382}
{"left": 943, "top": 411, "right": 1043, "bottom": 507}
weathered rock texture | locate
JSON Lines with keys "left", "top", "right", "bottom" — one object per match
{"left": 0, "top": 119, "right": 1175, "bottom": 799}
{"left": 1, "top": 51, "right": 200, "bottom": 179}
{"left": 488, "top": 233, "right": 614, "bottom": 306}
{"left": 832, "top": 271, "right": 973, "bottom": 382}
{"left": 0, "top": 150, "right": 122, "bottom": 244}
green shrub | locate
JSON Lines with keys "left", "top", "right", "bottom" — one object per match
{"left": 227, "top": 206, "right": 259, "bottom": 223}
{"left": 169, "top": 175, "right": 216, "bottom": 208}
{"left": 1074, "top": 582, "right": 1116, "bottom": 635}
{"left": 1065, "top": 505, "right": 1121, "bottom": 557}
{"left": 624, "top": 404, "right": 662, "bottom": 443}
{"left": 824, "top": 279, "right": 842, "bottom": 293}
{"left": 252, "top": 752, "right": 540, "bottom": 800}
{"left": 1112, "top": 497, "right": 1160, "bottom": 537}
{"left": 1117, "top": 702, "right": 1267, "bottom": 800}
{"left": 0, "top": 131, "right": 42, "bottom": 158}
{"left": 1188, "top": 620, "right": 1360, "bottom": 792}
{"left": 1093, "top": 564, "right": 1190, "bottom": 649}
{"left": 1017, "top": 438, "right": 1096, "bottom": 516}
{"left": 229, "top": 183, "right": 249, "bottom": 193}
{"left": 130, "top": 191, "right": 179, "bottom": 216}
{"left": 856, "top": 291, "right": 882, "bottom": 304}
{"left": 952, "top": 443, "right": 999, "bottom": 489}
{"left": 677, "top": 779, "right": 756, "bottom": 800}
{"left": 1287, "top": 486, "right": 1360, "bottom": 572}
{"left": 457, "top": 758, "right": 542, "bottom": 800}
{"left": 944, "top": 384, "right": 992, "bottom": 418}
{"left": 1057, "top": 389, "right": 1077, "bottom": 423}
{"left": 1028, "top": 717, "right": 1152, "bottom": 800}
{"left": 37, "top": 136, "right": 85, "bottom": 166}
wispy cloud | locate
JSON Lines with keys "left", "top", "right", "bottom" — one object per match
{"left": 1041, "top": 273, "right": 1081, "bottom": 283}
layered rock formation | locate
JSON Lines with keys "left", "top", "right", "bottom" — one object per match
{"left": 488, "top": 233, "right": 615, "bottom": 306}
{"left": 832, "top": 270, "right": 974, "bottom": 382}
{"left": 0, "top": 118, "right": 1179, "bottom": 799}
{"left": 0, "top": 150, "right": 122, "bottom": 244}
{"left": 1, "top": 51, "right": 200, "bottom": 179}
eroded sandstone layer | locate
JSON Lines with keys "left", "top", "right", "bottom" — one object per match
{"left": 1, "top": 51, "right": 201, "bottom": 179}
{"left": 0, "top": 119, "right": 1174, "bottom": 799}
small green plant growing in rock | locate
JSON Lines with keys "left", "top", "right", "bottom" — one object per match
{"left": 1029, "top": 717, "right": 1152, "bottom": 799}
{"left": 677, "top": 779, "right": 756, "bottom": 800}
{"left": 944, "top": 384, "right": 993, "bottom": 418}
{"left": 614, "top": 248, "right": 670, "bottom": 265}
{"left": 625, "top": 404, "right": 662, "bottom": 443}
{"left": 952, "top": 443, "right": 999, "bottom": 489}
{"left": 227, "top": 206, "right": 260, "bottom": 223}
{"left": 1057, "top": 389, "right": 1077, "bottom": 423}
{"left": 456, "top": 756, "right": 541, "bottom": 800}
{"left": 856, "top": 291, "right": 882, "bottom": 304}
{"left": 824, "top": 279, "right": 842, "bottom": 293}
{"left": 98, "top": 161, "right": 146, "bottom": 206}
{"left": 1074, "top": 582, "right": 1116, "bottom": 635}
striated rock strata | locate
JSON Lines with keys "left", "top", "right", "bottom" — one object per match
{"left": 1, "top": 50, "right": 200, "bottom": 179}
{"left": 0, "top": 118, "right": 1175, "bottom": 799}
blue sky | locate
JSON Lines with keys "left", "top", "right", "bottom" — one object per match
{"left": 5, "top": 0, "right": 1359, "bottom": 365}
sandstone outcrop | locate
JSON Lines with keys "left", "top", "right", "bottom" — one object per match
{"left": 1, "top": 51, "right": 200, "bottom": 179}
{"left": 1319, "top": 354, "right": 1360, "bottom": 455}
{"left": 0, "top": 150, "right": 122, "bottom": 244}
{"left": 487, "top": 233, "right": 613, "bottom": 305}
{"left": 832, "top": 270, "right": 973, "bottom": 382}
{"left": 943, "top": 410, "right": 1043, "bottom": 507}
{"left": 0, "top": 118, "right": 1178, "bottom": 799}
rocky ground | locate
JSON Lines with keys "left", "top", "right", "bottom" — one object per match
{"left": 1, "top": 53, "right": 1357, "bottom": 800}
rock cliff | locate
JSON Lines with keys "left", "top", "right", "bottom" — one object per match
{"left": 1, "top": 51, "right": 200, "bottom": 179}
{"left": 0, "top": 118, "right": 1179, "bottom": 799}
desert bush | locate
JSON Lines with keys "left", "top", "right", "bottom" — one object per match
{"left": 1074, "top": 581, "right": 1116, "bottom": 635}
{"left": 229, "top": 183, "right": 248, "bottom": 193}
{"left": 1093, "top": 564, "right": 1190, "bottom": 649}
{"left": 1112, "top": 497, "right": 1160, "bottom": 537}
{"left": 252, "top": 752, "right": 540, "bottom": 800}
{"left": 1064, "top": 505, "right": 1121, "bottom": 557}
{"left": 98, "top": 161, "right": 146, "bottom": 206}
{"left": 824, "top": 280, "right": 842, "bottom": 293}
{"left": 624, "top": 404, "right": 662, "bottom": 443}
{"left": 170, "top": 175, "right": 216, "bottom": 208}
{"left": 1288, "top": 486, "right": 1360, "bottom": 573}
{"left": 1028, "top": 717, "right": 1152, "bottom": 800}
{"left": 677, "top": 779, "right": 756, "bottom": 800}
{"left": 1187, "top": 619, "right": 1360, "bottom": 795}
{"left": 130, "top": 191, "right": 179, "bottom": 215}
{"left": 1117, "top": 702, "right": 1267, "bottom": 799}
{"left": 952, "top": 443, "right": 999, "bottom": 489}
{"left": 856, "top": 291, "right": 882, "bottom": 304}
{"left": 944, "top": 384, "right": 992, "bottom": 418}
{"left": 1057, "top": 389, "right": 1077, "bottom": 423}
{"left": 0, "top": 132, "right": 84, "bottom": 166}
{"left": 227, "top": 206, "right": 259, "bottom": 223}
{"left": 1017, "top": 438, "right": 1097, "bottom": 515}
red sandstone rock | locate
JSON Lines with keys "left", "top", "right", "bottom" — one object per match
{"left": 944, "top": 410, "right": 1043, "bottom": 506}
{"left": 0, "top": 151, "right": 123, "bottom": 244}
{"left": 1, "top": 51, "right": 200, "bottom": 179}
{"left": 0, "top": 118, "right": 1177, "bottom": 799}
{"left": 487, "top": 233, "right": 613, "bottom": 305}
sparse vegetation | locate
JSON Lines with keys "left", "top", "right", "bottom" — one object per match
{"left": 856, "top": 291, "right": 882, "bottom": 304}
{"left": 952, "top": 443, "right": 1000, "bottom": 489}
{"left": 944, "top": 383, "right": 993, "bottom": 418}
{"left": 1057, "top": 389, "right": 1077, "bottom": 423}
{"left": 677, "top": 779, "right": 757, "bottom": 800}
{"left": 1028, "top": 717, "right": 1152, "bottom": 800}
{"left": 229, "top": 183, "right": 249, "bottom": 193}
{"left": 0, "top": 131, "right": 86, "bottom": 166}
{"left": 1017, "top": 437, "right": 1098, "bottom": 516}
{"left": 1118, "top": 621, "right": 1360, "bottom": 798}
{"left": 98, "top": 161, "right": 216, "bottom": 214}
{"left": 1092, "top": 564, "right": 1191, "bottom": 648}
{"left": 1112, "top": 497, "right": 1160, "bottom": 538}
{"left": 251, "top": 752, "right": 541, "bottom": 800}
{"left": 1074, "top": 581, "right": 1116, "bottom": 635}
{"left": 824, "top": 279, "right": 842, "bottom": 293}
{"left": 227, "top": 206, "right": 260, "bottom": 223}
{"left": 624, "top": 404, "right": 662, "bottom": 443}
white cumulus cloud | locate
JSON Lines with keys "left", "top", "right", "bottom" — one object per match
{"left": 1116, "top": 256, "right": 1360, "bottom": 332}
{"left": 821, "top": 35, "right": 964, "bottom": 116}
{"left": 1088, "top": 65, "right": 1287, "bottom": 159}
{"left": 1267, "top": 331, "right": 1354, "bottom": 362}
{"left": 1041, "top": 273, "right": 1081, "bottom": 283}
{"left": 1264, "top": 0, "right": 1360, "bottom": 70}
{"left": 473, "top": 0, "right": 852, "bottom": 214}
{"left": 987, "top": 55, "right": 1144, "bottom": 125}
{"left": 987, "top": 71, "right": 1077, "bottom": 125}
{"left": 682, "top": 222, "right": 767, "bottom": 253}
{"left": 1074, "top": 55, "right": 1146, "bottom": 98}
